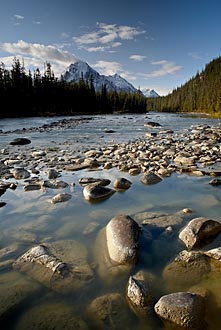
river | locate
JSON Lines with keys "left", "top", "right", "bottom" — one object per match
{"left": 0, "top": 112, "right": 221, "bottom": 329}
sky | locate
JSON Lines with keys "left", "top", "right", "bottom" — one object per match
{"left": 0, "top": 0, "right": 221, "bottom": 96}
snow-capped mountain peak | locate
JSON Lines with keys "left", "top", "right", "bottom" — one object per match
{"left": 63, "top": 60, "right": 137, "bottom": 93}
{"left": 142, "top": 88, "right": 159, "bottom": 98}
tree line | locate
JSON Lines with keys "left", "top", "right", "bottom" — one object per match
{"left": 0, "top": 58, "right": 147, "bottom": 118}
{"left": 147, "top": 56, "right": 221, "bottom": 115}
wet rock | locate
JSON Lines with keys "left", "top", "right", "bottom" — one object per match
{"left": 43, "top": 180, "right": 69, "bottom": 189}
{"left": 87, "top": 293, "right": 132, "bottom": 330}
{"left": 179, "top": 217, "right": 221, "bottom": 249}
{"left": 13, "top": 240, "right": 94, "bottom": 295}
{"left": 11, "top": 167, "right": 30, "bottom": 179}
{"left": 209, "top": 178, "right": 221, "bottom": 185}
{"left": 140, "top": 172, "right": 162, "bottom": 185}
{"left": 0, "top": 202, "right": 6, "bottom": 208}
{"left": 79, "top": 177, "right": 111, "bottom": 186}
{"left": 113, "top": 177, "right": 132, "bottom": 189}
{"left": 163, "top": 250, "right": 211, "bottom": 291}
{"left": 126, "top": 271, "right": 153, "bottom": 317}
{"left": 31, "top": 150, "right": 46, "bottom": 157}
{"left": 144, "top": 121, "right": 161, "bottom": 127}
{"left": 9, "top": 138, "right": 31, "bottom": 145}
{"left": 48, "top": 168, "right": 60, "bottom": 179}
{"left": 51, "top": 193, "right": 72, "bottom": 204}
{"left": 23, "top": 183, "right": 42, "bottom": 191}
{"left": 16, "top": 301, "right": 89, "bottom": 330}
{"left": 83, "top": 183, "right": 115, "bottom": 202}
{"left": 204, "top": 246, "right": 221, "bottom": 261}
{"left": 106, "top": 214, "right": 140, "bottom": 265}
{"left": 154, "top": 292, "right": 206, "bottom": 330}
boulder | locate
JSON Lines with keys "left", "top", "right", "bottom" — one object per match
{"left": 163, "top": 250, "right": 211, "bottom": 291}
{"left": 79, "top": 177, "right": 111, "bottom": 186}
{"left": 106, "top": 214, "right": 140, "bottom": 265}
{"left": 9, "top": 138, "right": 31, "bottom": 145}
{"left": 179, "top": 217, "right": 221, "bottom": 249}
{"left": 154, "top": 292, "right": 206, "bottom": 329}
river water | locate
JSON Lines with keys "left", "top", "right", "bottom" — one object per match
{"left": 0, "top": 112, "right": 221, "bottom": 329}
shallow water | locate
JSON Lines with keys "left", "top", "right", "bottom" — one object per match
{"left": 0, "top": 112, "right": 221, "bottom": 329}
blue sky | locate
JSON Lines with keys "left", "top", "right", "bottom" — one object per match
{"left": 0, "top": 0, "right": 221, "bottom": 95}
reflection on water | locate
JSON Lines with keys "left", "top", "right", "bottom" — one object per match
{"left": 0, "top": 112, "right": 221, "bottom": 329}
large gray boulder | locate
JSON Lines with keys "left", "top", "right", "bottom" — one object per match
{"left": 106, "top": 214, "right": 140, "bottom": 265}
{"left": 179, "top": 217, "right": 221, "bottom": 249}
{"left": 154, "top": 292, "right": 206, "bottom": 329}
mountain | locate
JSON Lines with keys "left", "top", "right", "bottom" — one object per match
{"left": 147, "top": 56, "right": 221, "bottom": 114}
{"left": 142, "top": 88, "right": 159, "bottom": 98}
{"left": 63, "top": 60, "right": 138, "bottom": 93}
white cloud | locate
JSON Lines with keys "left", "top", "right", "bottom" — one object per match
{"left": 139, "top": 60, "right": 182, "bottom": 78}
{"left": 93, "top": 60, "right": 122, "bottom": 75}
{"left": 129, "top": 54, "right": 146, "bottom": 62}
{"left": 0, "top": 40, "right": 78, "bottom": 76}
{"left": 73, "top": 22, "right": 145, "bottom": 52}
{"left": 14, "top": 14, "right": 24, "bottom": 20}
{"left": 188, "top": 52, "right": 203, "bottom": 60}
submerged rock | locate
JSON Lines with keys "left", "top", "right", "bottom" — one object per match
{"left": 11, "top": 168, "right": 30, "bottom": 179}
{"left": 16, "top": 301, "right": 89, "bottom": 330}
{"left": 51, "top": 193, "right": 72, "bottom": 204}
{"left": 13, "top": 240, "right": 94, "bottom": 295}
{"left": 163, "top": 250, "right": 211, "bottom": 291}
{"left": 87, "top": 293, "right": 132, "bottom": 330}
{"left": 79, "top": 177, "right": 111, "bottom": 186}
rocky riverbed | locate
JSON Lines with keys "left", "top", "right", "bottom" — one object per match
{"left": 1, "top": 114, "right": 221, "bottom": 329}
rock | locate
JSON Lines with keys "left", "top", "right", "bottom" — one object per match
{"left": 9, "top": 138, "right": 31, "bottom": 145}
{"left": 144, "top": 121, "right": 161, "bottom": 127}
{"left": 79, "top": 177, "right": 111, "bottom": 186}
{"left": 113, "top": 177, "right": 132, "bottom": 189}
{"left": 154, "top": 292, "right": 206, "bottom": 329}
{"left": 93, "top": 228, "right": 134, "bottom": 284}
{"left": 16, "top": 301, "right": 89, "bottom": 330}
{"left": 204, "top": 246, "right": 221, "bottom": 260}
{"left": 126, "top": 272, "right": 153, "bottom": 316}
{"left": 179, "top": 217, "right": 221, "bottom": 249}
{"left": 83, "top": 183, "right": 115, "bottom": 202}
{"left": 42, "top": 180, "right": 69, "bottom": 189}
{"left": 87, "top": 293, "right": 131, "bottom": 330}
{"left": 31, "top": 150, "right": 46, "bottom": 157}
{"left": 163, "top": 250, "right": 211, "bottom": 291}
{"left": 209, "top": 178, "right": 221, "bottom": 185}
{"left": 51, "top": 193, "right": 72, "bottom": 204}
{"left": 140, "top": 172, "right": 162, "bottom": 185}
{"left": 11, "top": 167, "right": 30, "bottom": 179}
{"left": 83, "top": 222, "right": 100, "bottom": 235}
{"left": 13, "top": 240, "right": 94, "bottom": 295}
{"left": 106, "top": 214, "right": 140, "bottom": 265}
{"left": 129, "top": 168, "right": 140, "bottom": 175}
{"left": 23, "top": 184, "right": 42, "bottom": 191}
{"left": 0, "top": 202, "right": 6, "bottom": 208}
{"left": 48, "top": 168, "right": 60, "bottom": 179}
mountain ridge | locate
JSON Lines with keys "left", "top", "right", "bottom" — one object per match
{"left": 63, "top": 60, "right": 158, "bottom": 97}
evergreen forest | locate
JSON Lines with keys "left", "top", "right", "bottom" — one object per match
{"left": 147, "top": 56, "right": 221, "bottom": 115}
{"left": 0, "top": 58, "right": 147, "bottom": 118}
